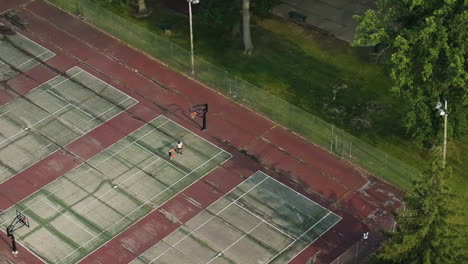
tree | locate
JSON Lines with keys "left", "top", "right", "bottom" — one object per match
{"left": 242, "top": 0, "right": 254, "bottom": 54}
{"left": 376, "top": 159, "right": 465, "bottom": 264}
{"left": 353, "top": 0, "right": 467, "bottom": 148}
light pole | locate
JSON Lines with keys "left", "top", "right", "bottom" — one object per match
{"left": 188, "top": 0, "right": 199, "bottom": 75}
{"left": 435, "top": 100, "right": 448, "bottom": 168}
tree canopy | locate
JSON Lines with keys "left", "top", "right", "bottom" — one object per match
{"left": 376, "top": 159, "right": 466, "bottom": 264}
{"left": 353, "top": 0, "right": 467, "bottom": 148}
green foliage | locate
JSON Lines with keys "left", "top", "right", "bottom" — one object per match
{"left": 377, "top": 159, "right": 466, "bottom": 264}
{"left": 251, "top": 0, "right": 281, "bottom": 18}
{"left": 93, "top": 0, "right": 130, "bottom": 13}
{"left": 199, "top": 0, "right": 240, "bottom": 32}
{"left": 353, "top": 0, "right": 468, "bottom": 148}
{"left": 199, "top": 0, "right": 281, "bottom": 32}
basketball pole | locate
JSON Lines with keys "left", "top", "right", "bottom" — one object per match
{"left": 7, "top": 227, "right": 18, "bottom": 255}
{"left": 201, "top": 104, "right": 208, "bottom": 131}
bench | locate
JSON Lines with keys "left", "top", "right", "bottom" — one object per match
{"left": 160, "top": 23, "right": 173, "bottom": 35}
{"left": 288, "top": 11, "right": 307, "bottom": 23}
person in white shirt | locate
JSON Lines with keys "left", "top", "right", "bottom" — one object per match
{"left": 176, "top": 141, "right": 184, "bottom": 154}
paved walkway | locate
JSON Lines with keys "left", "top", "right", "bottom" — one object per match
{"left": 272, "top": 0, "right": 375, "bottom": 42}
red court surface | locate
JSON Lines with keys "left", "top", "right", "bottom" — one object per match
{"left": 0, "top": 1, "right": 404, "bottom": 263}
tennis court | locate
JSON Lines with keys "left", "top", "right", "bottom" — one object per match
{"left": 131, "top": 171, "right": 341, "bottom": 264}
{"left": 0, "top": 31, "right": 55, "bottom": 81}
{"left": 0, "top": 115, "right": 232, "bottom": 264}
{"left": 0, "top": 66, "right": 137, "bottom": 183}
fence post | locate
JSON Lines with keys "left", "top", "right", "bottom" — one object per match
{"left": 335, "top": 135, "right": 338, "bottom": 155}
{"left": 330, "top": 125, "right": 334, "bottom": 152}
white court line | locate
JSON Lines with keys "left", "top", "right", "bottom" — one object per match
{"left": 167, "top": 119, "right": 232, "bottom": 157}
{"left": 76, "top": 118, "right": 233, "bottom": 264}
{"left": 147, "top": 175, "right": 269, "bottom": 264}
{"left": 0, "top": 50, "right": 49, "bottom": 79}
{"left": 250, "top": 179, "right": 318, "bottom": 222}
{"left": 0, "top": 69, "right": 84, "bottom": 118}
{"left": 0, "top": 94, "right": 138, "bottom": 185}
{"left": 1, "top": 114, "right": 233, "bottom": 264}
{"left": 118, "top": 183, "right": 153, "bottom": 205}
{"left": 0, "top": 104, "right": 70, "bottom": 146}
{"left": 287, "top": 216, "right": 340, "bottom": 264}
{"left": 46, "top": 89, "right": 95, "bottom": 120}
{"left": 16, "top": 32, "right": 57, "bottom": 59}
{"left": 6, "top": 240, "right": 48, "bottom": 264}
{"left": 54, "top": 66, "right": 137, "bottom": 102}
{"left": 266, "top": 212, "right": 332, "bottom": 264}
{"left": 233, "top": 202, "right": 295, "bottom": 240}
{"left": 0, "top": 116, "right": 169, "bottom": 223}
{"left": 56, "top": 150, "right": 227, "bottom": 264}
{"left": 0, "top": 97, "right": 136, "bottom": 182}
{"left": 45, "top": 76, "right": 137, "bottom": 121}
{"left": 134, "top": 141, "right": 187, "bottom": 175}
{"left": 206, "top": 221, "right": 264, "bottom": 264}
{"left": 135, "top": 171, "right": 339, "bottom": 264}
{"left": 130, "top": 170, "right": 266, "bottom": 264}
{"left": 0, "top": 50, "right": 49, "bottom": 75}
{"left": 1, "top": 65, "right": 136, "bottom": 120}
{"left": 0, "top": 63, "right": 135, "bottom": 156}
{"left": 0, "top": 31, "right": 56, "bottom": 83}
{"left": 84, "top": 67, "right": 136, "bottom": 99}
{"left": 0, "top": 90, "right": 139, "bottom": 184}
{"left": 256, "top": 171, "right": 341, "bottom": 219}
{"left": 0, "top": 51, "right": 55, "bottom": 77}
{"left": 71, "top": 157, "right": 161, "bottom": 215}
{"left": 42, "top": 200, "right": 95, "bottom": 237}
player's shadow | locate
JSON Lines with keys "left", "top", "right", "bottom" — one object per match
{"left": 0, "top": 232, "right": 11, "bottom": 248}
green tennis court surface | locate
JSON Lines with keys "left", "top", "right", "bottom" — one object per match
{"left": 0, "top": 66, "right": 137, "bottom": 183}
{"left": 0, "top": 115, "right": 232, "bottom": 264}
{"left": 0, "top": 31, "right": 55, "bottom": 81}
{"left": 131, "top": 171, "right": 341, "bottom": 264}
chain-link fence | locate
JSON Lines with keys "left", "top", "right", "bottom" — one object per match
{"left": 328, "top": 232, "right": 384, "bottom": 264}
{"left": 45, "top": 0, "right": 419, "bottom": 191}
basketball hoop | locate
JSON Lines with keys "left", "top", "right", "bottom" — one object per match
{"left": 188, "top": 104, "right": 208, "bottom": 130}
{"left": 6, "top": 209, "right": 30, "bottom": 254}
{"left": 15, "top": 210, "right": 29, "bottom": 227}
